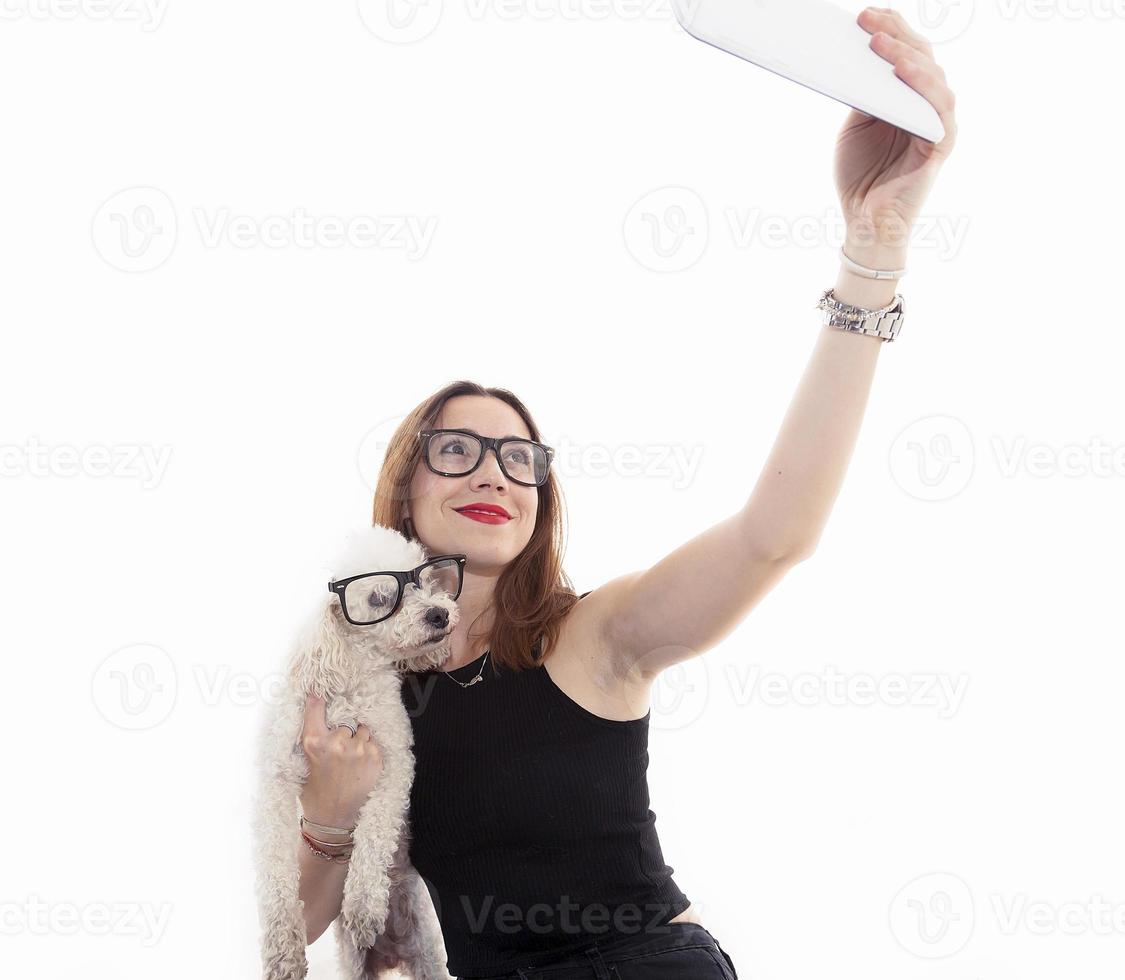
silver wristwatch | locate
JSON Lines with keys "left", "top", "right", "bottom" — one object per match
{"left": 816, "top": 288, "right": 906, "bottom": 342}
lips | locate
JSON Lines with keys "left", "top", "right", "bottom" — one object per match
{"left": 454, "top": 504, "right": 511, "bottom": 521}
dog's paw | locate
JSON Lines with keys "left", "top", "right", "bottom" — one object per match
{"left": 340, "top": 895, "right": 388, "bottom": 950}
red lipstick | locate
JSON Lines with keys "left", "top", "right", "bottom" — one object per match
{"left": 454, "top": 503, "right": 511, "bottom": 524}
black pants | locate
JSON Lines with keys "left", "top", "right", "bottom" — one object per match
{"left": 457, "top": 921, "right": 739, "bottom": 979}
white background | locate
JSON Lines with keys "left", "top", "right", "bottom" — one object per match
{"left": 2, "top": 1, "right": 1123, "bottom": 978}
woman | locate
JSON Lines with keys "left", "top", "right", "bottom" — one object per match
{"left": 293, "top": 9, "right": 958, "bottom": 978}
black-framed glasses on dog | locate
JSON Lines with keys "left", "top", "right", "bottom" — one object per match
{"left": 328, "top": 555, "right": 467, "bottom": 627}
{"left": 417, "top": 428, "right": 554, "bottom": 487}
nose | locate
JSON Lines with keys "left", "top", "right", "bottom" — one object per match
{"left": 425, "top": 606, "right": 449, "bottom": 630}
{"left": 474, "top": 445, "right": 507, "bottom": 485}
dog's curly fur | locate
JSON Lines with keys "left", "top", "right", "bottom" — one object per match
{"left": 252, "top": 525, "right": 457, "bottom": 980}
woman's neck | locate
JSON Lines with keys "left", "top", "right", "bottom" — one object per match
{"left": 444, "top": 580, "right": 495, "bottom": 670}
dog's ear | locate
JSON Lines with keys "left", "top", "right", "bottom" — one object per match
{"left": 289, "top": 598, "right": 352, "bottom": 695}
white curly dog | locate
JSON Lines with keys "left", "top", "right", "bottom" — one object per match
{"left": 252, "top": 524, "right": 459, "bottom": 980}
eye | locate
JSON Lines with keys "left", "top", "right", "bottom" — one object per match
{"left": 365, "top": 590, "right": 389, "bottom": 608}
{"left": 439, "top": 436, "right": 471, "bottom": 456}
{"left": 505, "top": 446, "right": 531, "bottom": 464}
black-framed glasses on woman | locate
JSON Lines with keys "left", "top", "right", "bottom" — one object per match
{"left": 328, "top": 555, "right": 467, "bottom": 627}
{"left": 417, "top": 428, "right": 554, "bottom": 487}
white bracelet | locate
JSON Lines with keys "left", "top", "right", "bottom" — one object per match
{"left": 300, "top": 815, "right": 355, "bottom": 839}
{"left": 839, "top": 246, "right": 907, "bottom": 281}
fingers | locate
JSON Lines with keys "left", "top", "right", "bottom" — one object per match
{"left": 302, "top": 692, "right": 377, "bottom": 746}
{"left": 302, "top": 692, "right": 330, "bottom": 739}
{"left": 869, "top": 30, "right": 945, "bottom": 82}
{"left": 892, "top": 55, "right": 958, "bottom": 149}
{"left": 860, "top": 9, "right": 957, "bottom": 149}
{"left": 858, "top": 7, "right": 934, "bottom": 61}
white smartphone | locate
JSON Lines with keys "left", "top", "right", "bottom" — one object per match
{"left": 672, "top": 0, "right": 945, "bottom": 143}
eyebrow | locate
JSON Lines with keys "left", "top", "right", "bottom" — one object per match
{"left": 449, "top": 427, "right": 527, "bottom": 440}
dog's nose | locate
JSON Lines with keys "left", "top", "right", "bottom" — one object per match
{"left": 425, "top": 607, "right": 449, "bottom": 630}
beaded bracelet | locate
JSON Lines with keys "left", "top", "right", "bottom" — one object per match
{"left": 301, "top": 830, "right": 353, "bottom": 864}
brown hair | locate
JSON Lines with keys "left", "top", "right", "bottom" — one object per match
{"left": 371, "top": 380, "right": 581, "bottom": 674}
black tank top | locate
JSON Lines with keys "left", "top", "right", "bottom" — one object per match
{"left": 399, "top": 592, "right": 691, "bottom": 978}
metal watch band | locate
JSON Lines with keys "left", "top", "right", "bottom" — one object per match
{"left": 816, "top": 288, "right": 906, "bottom": 343}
